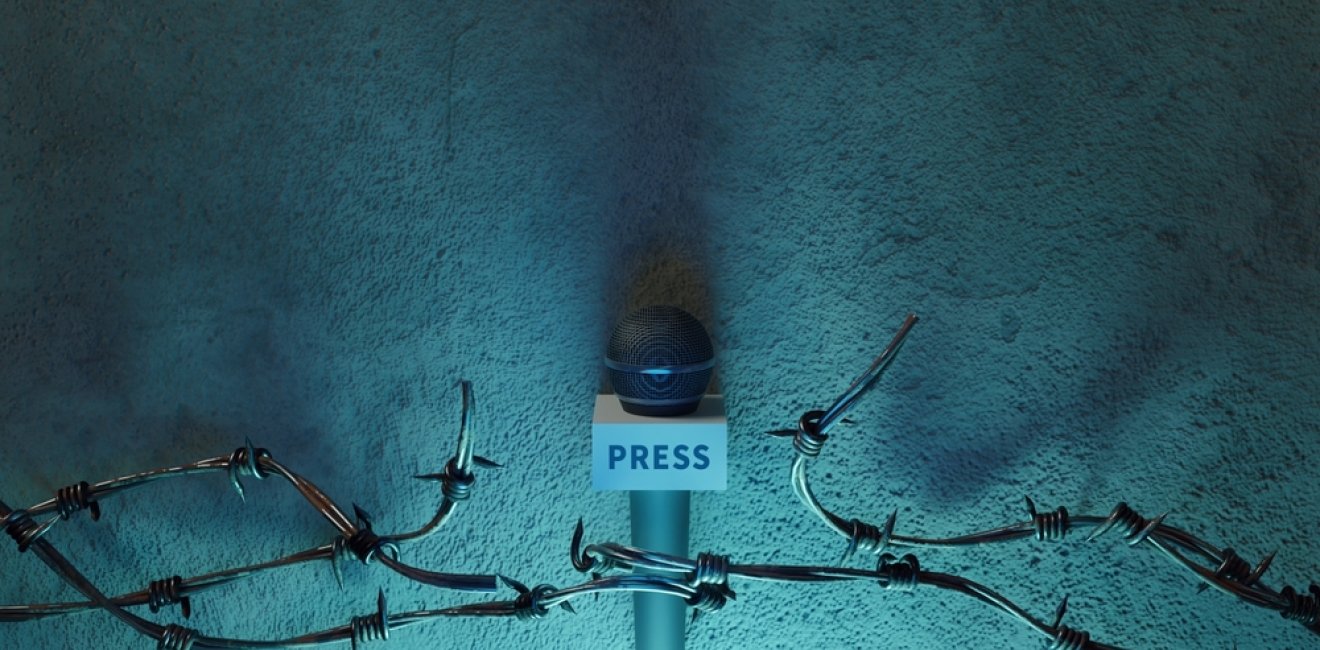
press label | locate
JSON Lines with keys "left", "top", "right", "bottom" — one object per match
{"left": 591, "top": 395, "right": 727, "bottom": 491}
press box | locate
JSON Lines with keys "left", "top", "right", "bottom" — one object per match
{"left": 592, "top": 394, "right": 727, "bottom": 491}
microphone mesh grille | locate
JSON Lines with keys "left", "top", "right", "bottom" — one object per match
{"left": 607, "top": 306, "right": 713, "bottom": 405}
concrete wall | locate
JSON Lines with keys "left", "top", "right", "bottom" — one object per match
{"left": 2, "top": 1, "right": 1317, "bottom": 647}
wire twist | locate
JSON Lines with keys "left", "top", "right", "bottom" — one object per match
{"left": 3, "top": 509, "right": 48, "bottom": 553}
{"left": 1086, "top": 502, "right": 1165, "bottom": 546}
{"left": 876, "top": 553, "right": 920, "bottom": 592}
{"left": 1213, "top": 547, "right": 1274, "bottom": 589}
{"left": 692, "top": 552, "right": 730, "bottom": 587}
{"left": 571, "top": 548, "right": 611, "bottom": 575}
{"left": 1026, "top": 497, "right": 1070, "bottom": 542}
{"left": 513, "top": 585, "right": 557, "bottom": 621}
{"left": 350, "top": 615, "right": 388, "bottom": 648}
{"left": 346, "top": 529, "right": 392, "bottom": 564}
{"left": 440, "top": 458, "right": 475, "bottom": 502}
{"left": 227, "top": 438, "right": 270, "bottom": 502}
{"left": 1048, "top": 625, "right": 1093, "bottom": 650}
{"left": 156, "top": 624, "right": 197, "bottom": 650}
{"left": 350, "top": 590, "right": 389, "bottom": 650}
{"left": 851, "top": 516, "right": 894, "bottom": 560}
{"left": 793, "top": 411, "right": 828, "bottom": 458}
{"left": 688, "top": 552, "right": 736, "bottom": 616}
{"left": 1280, "top": 584, "right": 1320, "bottom": 630}
{"left": 578, "top": 552, "right": 622, "bottom": 577}
{"left": 147, "top": 575, "right": 191, "bottom": 618}
{"left": 345, "top": 505, "right": 399, "bottom": 565}
{"left": 570, "top": 519, "right": 623, "bottom": 576}
{"left": 687, "top": 584, "right": 732, "bottom": 614}
{"left": 55, "top": 481, "right": 101, "bottom": 521}
{"left": 1216, "top": 548, "right": 1251, "bottom": 582}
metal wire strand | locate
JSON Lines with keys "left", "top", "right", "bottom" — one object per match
{"left": 0, "top": 547, "right": 315, "bottom": 621}
{"left": 816, "top": 313, "right": 918, "bottom": 435}
{"left": 0, "top": 499, "right": 168, "bottom": 637}
{"left": 54, "top": 482, "right": 101, "bottom": 521}
{"left": 388, "top": 380, "right": 502, "bottom": 546}
{"left": 9, "top": 344, "right": 1312, "bottom": 649}
{"left": 0, "top": 407, "right": 509, "bottom": 644}
{"left": 769, "top": 320, "right": 1317, "bottom": 647}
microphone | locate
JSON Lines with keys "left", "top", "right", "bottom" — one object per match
{"left": 605, "top": 305, "right": 715, "bottom": 417}
{"left": 596, "top": 305, "right": 724, "bottom": 650}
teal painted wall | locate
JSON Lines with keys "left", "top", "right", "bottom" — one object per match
{"left": 2, "top": 2, "right": 1318, "bottom": 648}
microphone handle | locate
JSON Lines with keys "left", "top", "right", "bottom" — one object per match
{"left": 631, "top": 489, "right": 690, "bottom": 650}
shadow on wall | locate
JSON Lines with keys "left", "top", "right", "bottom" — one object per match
{"left": 0, "top": 242, "right": 133, "bottom": 481}
{"left": 586, "top": 3, "right": 720, "bottom": 395}
{"left": 0, "top": 0, "right": 324, "bottom": 478}
{"left": 1, "top": 2, "right": 148, "bottom": 480}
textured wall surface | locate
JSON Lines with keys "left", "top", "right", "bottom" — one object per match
{"left": 2, "top": 2, "right": 1318, "bottom": 648}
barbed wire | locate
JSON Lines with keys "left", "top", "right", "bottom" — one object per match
{"left": 4, "top": 318, "right": 1317, "bottom": 647}
{"left": 771, "top": 313, "right": 1320, "bottom": 644}
{"left": 2, "top": 380, "right": 499, "bottom": 646}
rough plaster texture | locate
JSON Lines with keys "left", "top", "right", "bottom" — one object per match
{"left": 2, "top": 2, "right": 1318, "bottom": 648}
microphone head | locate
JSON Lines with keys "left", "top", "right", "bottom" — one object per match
{"left": 605, "top": 305, "right": 714, "bottom": 417}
